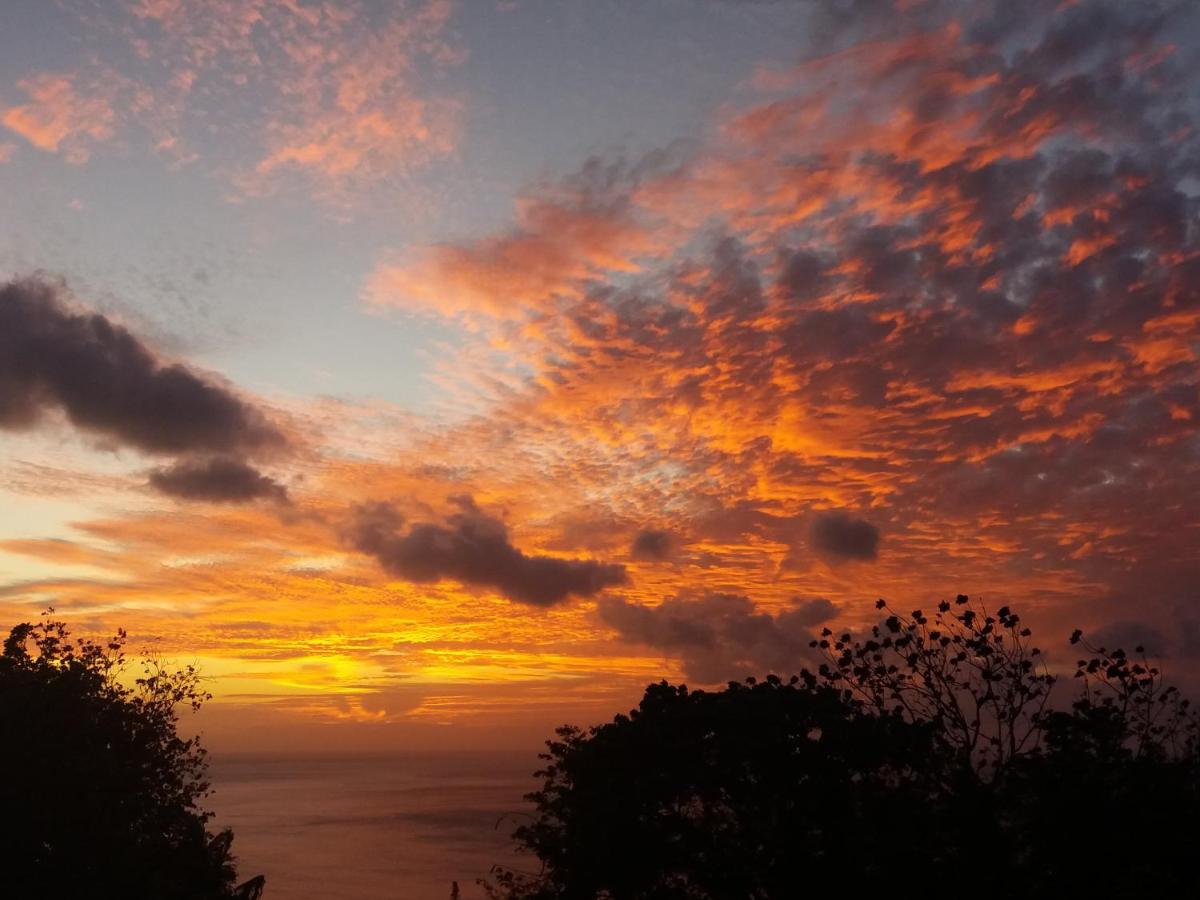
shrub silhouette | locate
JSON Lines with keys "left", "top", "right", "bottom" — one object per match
{"left": 0, "top": 614, "right": 264, "bottom": 900}
{"left": 486, "top": 595, "right": 1200, "bottom": 899}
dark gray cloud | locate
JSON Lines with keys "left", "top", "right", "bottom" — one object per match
{"left": 0, "top": 278, "right": 284, "bottom": 456}
{"left": 1086, "top": 619, "right": 1170, "bottom": 657}
{"left": 148, "top": 458, "right": 289, "bottom": 504}
{"left": 782, "top": 307, "right": 896, "bottom": 362}
{"left": 809, "top": 512, "right": 880, "bottom": 561}
{"left": 631, "top": 529, "right": 675, "bottom": 561}
{"left": 349, "top": 496, "right": 628, "bottom": 606}
{"left": 597, "top": 592, "right": 821, "bottom": 682}
{"left": 1082, "top": 596, "right": 1200, "bottom": 661}
{"left": 788, "top": 596, "right": 839, "bottom": 626}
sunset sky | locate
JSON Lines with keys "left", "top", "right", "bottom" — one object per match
{"left": 2, "top": 0, "right": 1199, "bottom": 754}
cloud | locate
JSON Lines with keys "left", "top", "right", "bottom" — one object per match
{"left": 351, "top": 0, "right": 1200, "bottom": 622}
{"left": 1082, "top": 597, "right": 1200, "bottom": 662}
{"left": 38, "top": 0, "right": 465, "bottom": 204}
{"left": 631, "top": 529, "right": 675, "bottom": 561}
{"left": 349, "top": 496, "right": 628, "bottom": 606}
{"left": 597, "top": 593, "right": 821, "bottom": 682}
{"left": 239, "top": 0, "right": 464, "bottom": 201}
{"left": 809, "top": 512, "right": 880, "bottom": 562}
{"left": 7, "top": 0, "right": 1200, "bottom": 711}
{"left": 148, "top": 458, "right": 288, "bottom": 504}
{"left": 365, "top": 168, "right": 667, "bottom": 317}
{"left": 0, "top": 278, "right": 285, "bottom": 457}
{"left": 788, "top": 597, "right": 839, "bottom": 626}
{"left": 1, "top": 73, "right": 116, "bottom": 164}
{"left": 1086, "top": 619, "right": 1170, "bottom": 657}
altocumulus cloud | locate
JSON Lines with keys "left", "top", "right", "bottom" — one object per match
{"left": 349, "top": 496, "right": 628, "bottom": 606}
{"left": 362, "top": 0, "right": 1200, "bottom": 614}
{"left": 0, "top": 278, "right": 287, "bottom": 501}
{"left": 598, "top": 593, "right": 836, "bottom": 682}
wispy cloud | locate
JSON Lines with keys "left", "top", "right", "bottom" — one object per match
{"left": 3, "top": 0, "right": 464, "bottom": 205}
{"left": 2, "top": 73, "right": 117, "bottom": 164}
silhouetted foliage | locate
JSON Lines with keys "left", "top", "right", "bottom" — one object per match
{"left": 0, "top": 614, "right": 263, "bottom": 899}
{"left": 487, "top": 595, "right": 1200, "bottom": 899}
{"left": 814, "top": 595, "right": 1056, "bottom": 773}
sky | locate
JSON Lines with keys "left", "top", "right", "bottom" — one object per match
{"left": 2, "top": 0, "right": 1200, "bottom": 755}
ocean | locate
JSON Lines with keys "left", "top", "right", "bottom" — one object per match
{"left": 208, "top": 753, "right": 540, "bottom": 900}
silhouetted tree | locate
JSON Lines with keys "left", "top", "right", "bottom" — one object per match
{"left": 1002, "top": 629, "right": 1200, "bottom": 896}
{"left": 487, "top": 675, "right": 958, "bottom": 899}
{"left": 814, "top": 595, "right": 1057, "bottom": 773}
{"left": 0, "top": 614, "right": 263, "bottom": 899}
{"left": 486, "top": 595, "right": 1200, "bottom": 899}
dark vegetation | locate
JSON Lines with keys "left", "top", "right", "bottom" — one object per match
{"left": 4, "top": 598, "right": 1198, "bottom": 899}
{"left": 0, "top": 614, "right": 264, "bottom": 900}
{"left": 486, "top": 596, "right": 1200, "bottom": 899}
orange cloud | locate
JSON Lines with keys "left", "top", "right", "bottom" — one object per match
{"left": 367, "top": 189, "right": 666, "bottom": 317}
{"left": 6, "top": 0, "right": 1200, "bottom": 734}
{"left": 353, "top": 0, "right": 1200, "bottom": 678}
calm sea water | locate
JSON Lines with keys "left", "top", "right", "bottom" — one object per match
{"left": 208, "top": 753, "right": 540, "bottom": 900}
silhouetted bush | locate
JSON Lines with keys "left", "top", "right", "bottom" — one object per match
{"left": 486, "top": 595, "right": 1200, "bottom": 899}
{"left": 0, "top": 615, "right": 263, "bottom": 900}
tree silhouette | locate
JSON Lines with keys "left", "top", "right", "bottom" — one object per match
{"left": 486, "top": 595, "right": 1200, "bottom": 899}
{"left": 0, "top": 614, "right": 264, "bottom": 899}
{"left": 813, "top": 595, "right": 1056, "bottom": 773}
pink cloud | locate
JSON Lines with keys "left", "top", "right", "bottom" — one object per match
{"left": 9, "top": 0, "right": 464, "bottom": 205}
{"left": 125, "top": 0, "right": 464, "bottom": 204}
{"left": 2, "top": 73, "right": 116, "bottom": 164}
{"left": 366, "top": 194, "right": 663, "bottom": 318}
